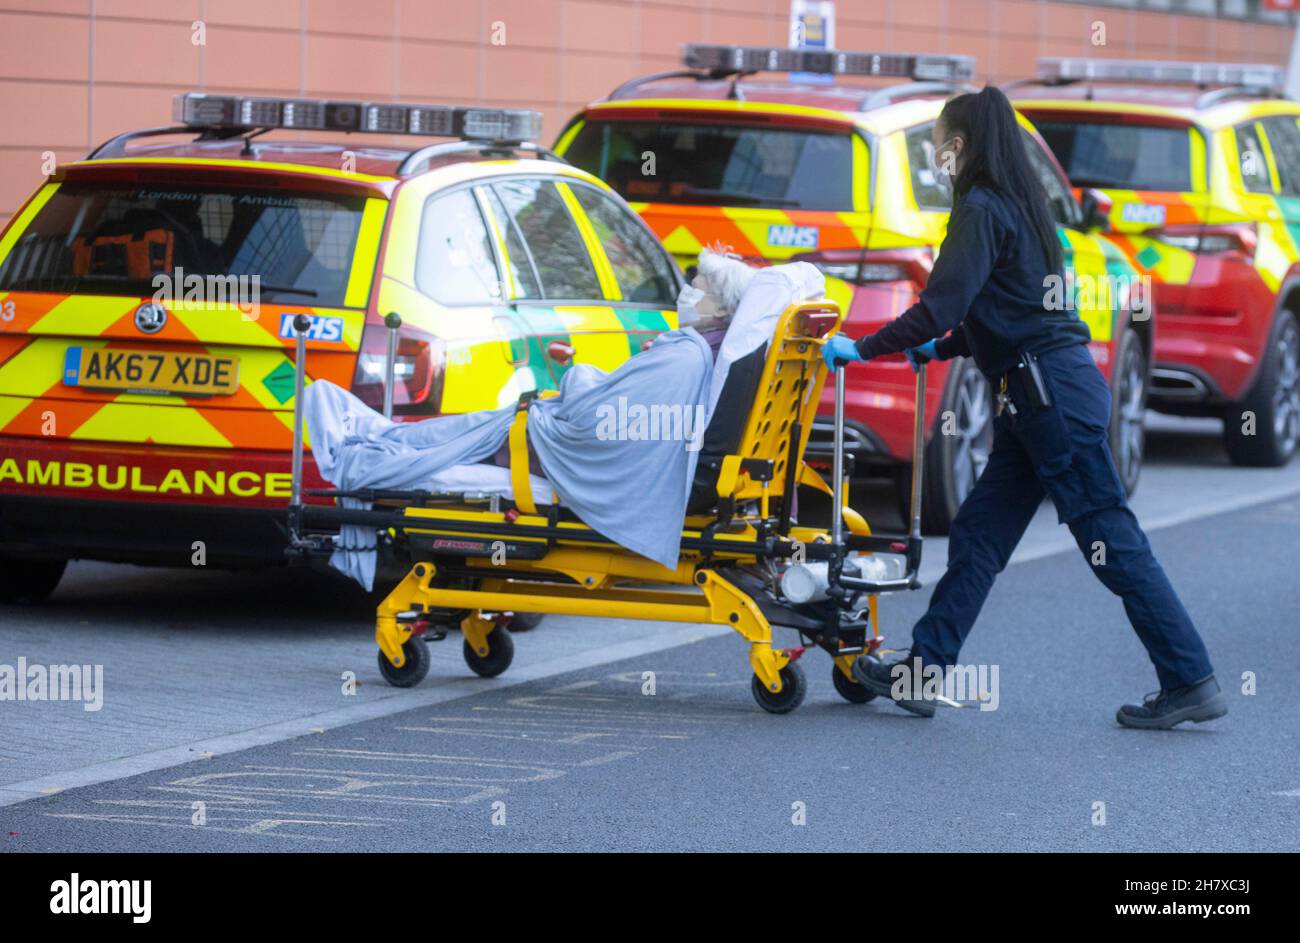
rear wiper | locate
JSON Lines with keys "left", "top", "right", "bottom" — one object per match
{"left": 676, "top": 186, "right": 799, "bottom": 207}
{"left": 1068, "top": 176, "right": 1133, "bottom": 190}
{"left": 257, "top": 285, "right": 319, "bottom": 298}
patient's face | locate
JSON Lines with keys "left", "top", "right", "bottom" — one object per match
{"left": 690, "top": 273, "right": 724, "bottom": 324}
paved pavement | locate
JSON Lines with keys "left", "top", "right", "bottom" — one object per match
{"left": 1, "top": 411, "right": 1298, "bottom": 850}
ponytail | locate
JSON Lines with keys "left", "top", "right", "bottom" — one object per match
{"left": 939, "top": 86, "right": 1064, "bottom": 274}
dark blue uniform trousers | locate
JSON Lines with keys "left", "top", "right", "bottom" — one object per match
{"left": 910, "top": 344, "right": 1214, "bottom": 691}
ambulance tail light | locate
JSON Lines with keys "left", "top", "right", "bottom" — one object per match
{"left": 799, "top": 247, "right": 934, "bottom": 288}
{"left": 352, "top": 325, "right": 446, "bottom": 416}
{"left": 1151, "top": 222, "right": 1257, "bottom": 260}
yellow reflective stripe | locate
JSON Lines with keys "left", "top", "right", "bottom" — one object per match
{"left": 0, "top": 394, "right": 31, "bottom": 430}
{"left": 69, "top": 402, "right": 232, "bottom": 448}
{"left": 556, "top": 182, "right": 620, "bottom": 300}
{"left": 0, "top": 183, "right": 59, "bottom": 265}
{"left": 553, "top": 120, "right": 585, "bottom": 155}
{"left": 852, "top": 134, "right": 870, "bottom": 212}
{"left": 1189, "top": 128, "right": 1208, "bottom": 193}
{"left": 344, "top": 198, "right": 388, "bottom": 309}
{"left": 475, "top": 185, "right": 517, "bottom": 299}
{"left": 1254, "top": 120, "right": 1282, "bottom": 195}
{"left": 29, "top": 296, "right": 132, "bottom": 335}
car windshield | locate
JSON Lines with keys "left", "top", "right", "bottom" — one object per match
{"left": 1033, "top": 120, "right": 1194, "bottom": 192}
{"left": 0, "top": 182, "right": 369, "bottom": 306}
{"left": 565, "top": 120, "right": 854, "bottom": 211}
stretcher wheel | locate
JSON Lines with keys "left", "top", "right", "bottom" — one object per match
{"left": 377, "top": 638, "right": 430, "bottom": 688}
{"left": 751, "top": 662, "right": 807, "bottom": 714}
{"left": 463, "top": 626, "right": 514, "bottom": 678}
{"left": 509, "top": 612, "right": 544, "bottom": 632}
{"left": 832, "top": 664, "right": 876, "bottom": 704}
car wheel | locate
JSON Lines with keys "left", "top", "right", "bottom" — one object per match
{"left": 1108, "top": 327, "right": 1147, "bottom": 496}
{"left": 1223, "top": 311, "right": 1300, "bottom": 467}
{"left": 919, "top": 358, "right": 993, "bottom": 534}
{"left": 0, "top": 556, "right": 67, "bottom": 604}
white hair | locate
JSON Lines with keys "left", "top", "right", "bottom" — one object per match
{"left": 695, "top": 247, "right": 757, "bottom": 319}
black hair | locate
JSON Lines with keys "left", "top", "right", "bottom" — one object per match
{"left": 939, "top": 86, "right": 1064, "bottom": 273}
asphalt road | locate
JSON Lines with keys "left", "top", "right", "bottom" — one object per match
{"left": 2, "top": 414, "right": 1298, "bottom": 851}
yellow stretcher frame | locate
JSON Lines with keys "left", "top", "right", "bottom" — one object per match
{"left": 287, "top": 300, "right": 927, "bottom": 713}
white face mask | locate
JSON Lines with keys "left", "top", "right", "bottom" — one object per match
{"left": 929, "top": 137, "right": 959, "bottom": 179}
{"left": 676, "top": 284, "right": 707, "bottom": 325}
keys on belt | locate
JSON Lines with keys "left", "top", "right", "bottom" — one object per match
{"left": 996, "top": 375, "right": 1016, "bottom": 416}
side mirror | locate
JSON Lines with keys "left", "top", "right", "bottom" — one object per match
{"left": 1078, "top": 187, "right": 1113, "bottom": 233}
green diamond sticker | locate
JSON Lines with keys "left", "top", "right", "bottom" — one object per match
{"left": 1136, "top": 245, "right": 1162, "bottom": 270}
{"left": 263, "top": 360, "right": 297, "bottom": 404}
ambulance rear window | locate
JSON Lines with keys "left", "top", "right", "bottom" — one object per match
{"left": 1034, "top": 121, "right": 1194, "bottom": 193}
{"left": 0, "top": 183, "right": 368, "bottom": 306}
{"left": 565, "top": 120, "right": 853, "bottom": 211}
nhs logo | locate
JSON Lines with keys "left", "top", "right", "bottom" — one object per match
{"left": 767, "top": 224, "right": 819, "bottom": 249}
{"left": 279, "top": 313, "right": 344, "bottom": 342}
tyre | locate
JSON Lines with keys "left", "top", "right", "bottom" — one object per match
{"left": 509, "top": 611, "right": 544, "bottom": 632}
{"left": 751, "top": 661, "right": 807, "bottom": 714}
{"left": 919, "top": 358, "right": 993, "bottom": 534}
{"left": 377, "top": 637, "right": 431, "bottom": 688}
{"left": 0, "top": 556, "right": 67, "bottom": 605}
{"left": 463, "top": 625, "right": 515, "bottom": 678}
{"left": 1108, "top": 327, "right": 1147, "bottom": 496}
{"left": 1223, "top": 311, "right": 1300, "bottom": 467}
{"left": 831, "top": 662, "right": 876, "bottom": 703}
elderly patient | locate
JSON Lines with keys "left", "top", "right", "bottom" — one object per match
{"left": 304, "top": 248, "right": 823, "bottom": 587}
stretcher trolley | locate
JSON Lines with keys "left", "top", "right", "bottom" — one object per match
{"left": 286, "top": 302, "right": 928, "bottom": 713}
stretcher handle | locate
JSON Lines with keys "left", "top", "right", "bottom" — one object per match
{"left": 908, "top": 362, "right": 927, "bottom": 541}
{"left": 382, "top": 311, "right": 402, "bottom": 419}
{"left": 830, "top": 366, "right": 846, "bottom": 545}
{"left": 289, "top": 313, "right": 311, "bottom": 514}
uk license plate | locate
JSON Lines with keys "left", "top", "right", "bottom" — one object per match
{"left": 63, "top": 347, "right": 240, "bottom": 396}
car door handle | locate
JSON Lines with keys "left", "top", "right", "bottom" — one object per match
{"left": 547, "top": 340, "right": 575, "bottom": 365}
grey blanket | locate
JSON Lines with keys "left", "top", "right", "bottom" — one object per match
{"left": 303, "top": 261, "right": 825, "bottom": 589}
{"left": 305, "top": 328, "right": 712, "bottom": 587}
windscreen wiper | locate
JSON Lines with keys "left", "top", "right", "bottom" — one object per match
{"left": 257, "top": 285, "right": 320, "bottom": 298}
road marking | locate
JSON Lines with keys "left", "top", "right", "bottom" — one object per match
{"left": 0, "top": 624, "right": 728, "bottom": 809}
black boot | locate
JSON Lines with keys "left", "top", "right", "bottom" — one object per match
{"left": 852, "top": 654, "right": 936, "bottom": 717}
{"left": 1117, "top": 675, "right": 1227, "bottom": 730}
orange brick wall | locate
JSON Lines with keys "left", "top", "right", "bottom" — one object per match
{"left": 0, "top": 0, "right": 1294, "bottom": 226}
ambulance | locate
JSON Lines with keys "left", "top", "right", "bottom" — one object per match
{"left": 1015, "top": 58, "right": 1300, "bottom": 467}
{"left": 557, "top": 44, "right": 1151, "bottom": 534}
{"left": 0, "top": 94, "right": 681, "bottom": 601}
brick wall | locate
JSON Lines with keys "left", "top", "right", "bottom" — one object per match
{"left": 0, "top": 0, "right": 1294, "bottom": 225}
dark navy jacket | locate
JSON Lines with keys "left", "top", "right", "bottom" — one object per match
{"left": 855, "top": 185, "right": 1091, "bottom": 379}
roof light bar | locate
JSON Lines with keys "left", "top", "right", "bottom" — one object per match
{"left": 171, "top": 93, "right": 543, "bottom": 141}
{"left": 1036, "top": 57, "right": 1284, "bottom": 93}
{"left": 682, "top": 43, "right": 975, "bottom": 82}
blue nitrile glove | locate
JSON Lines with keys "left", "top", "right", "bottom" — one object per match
{"left": 905, "top": 339, "right": 939, "bottom": 374}
{"left": 822, "top": 334, "right": 863, "bottom": 371}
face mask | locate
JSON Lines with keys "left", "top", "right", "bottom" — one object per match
{"left": 676, "top": 284, "right": 706, "bottom": 325}
{"left": 929, "top": 138, "right": 959, "bottom": 178}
